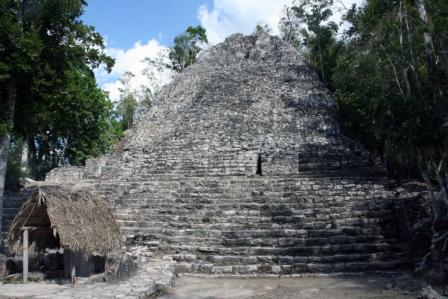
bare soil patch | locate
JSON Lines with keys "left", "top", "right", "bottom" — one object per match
{"left": 160, "top": 275, "right": 420, "bottom": 299}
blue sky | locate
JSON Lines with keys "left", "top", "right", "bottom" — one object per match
{"left": 82, "top": 0, "right": 212, "bottom": 49}
{"left": 84, "top": 0, "right": 363, "bottom": 101}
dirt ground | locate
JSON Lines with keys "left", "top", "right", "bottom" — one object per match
{"left": 160, "top": 275, "right": 420, "bottom": 299}
{"left": 0, "top": 273, "right": 430, "bottom": 298}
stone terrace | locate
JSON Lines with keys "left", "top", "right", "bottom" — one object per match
{"left": 4, "top": 32, "right": 411, "bottom": 275}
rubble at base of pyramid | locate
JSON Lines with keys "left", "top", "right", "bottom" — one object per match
{"left": 4, "top": 33, "right": 429, "bottom": 275}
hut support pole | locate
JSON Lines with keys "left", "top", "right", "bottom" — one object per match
{"left": 22, "top": 228, "right": 29, "bottom": 283}
{"left": 70, "top": 251, "right": 76, "bottom": 284}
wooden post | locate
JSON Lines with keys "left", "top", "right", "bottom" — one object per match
{"left": 22, "top": 228, "right": 29, "bottom": 283}
{"left": 69, "top": 251, "right": 76, "bottom": 284}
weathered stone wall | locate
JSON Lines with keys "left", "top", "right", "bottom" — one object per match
{"left": 1, "top": 187, "right": 36, "bottom": 248}
{"left": 85, "top": 175, "right": 408, "bottom": 275}
{"left": 45, "top": 166, "right": 84, "bottom": 183}
{"left": 46, "top": 33, "right": 372, "bottom": 184}
{"left": 12, "top": 33, "right": 414, "bottom": 275}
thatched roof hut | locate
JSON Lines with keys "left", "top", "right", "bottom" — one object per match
{"left": 8, "top": 185, "right": 121, "bottom": 255}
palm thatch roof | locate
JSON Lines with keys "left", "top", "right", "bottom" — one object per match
{"left": 8, "top": 185, "right": 121, "bottom": 255}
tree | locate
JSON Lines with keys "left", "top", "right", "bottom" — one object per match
{"left": 255, "top": 22, "right": 272, "bottom": 34}
{"left": 0, "top": 0, "right": 114, "bottom": 194}
{"left": 169, "top": 25, "right": 208, "bottom": 72}
{"left": 141, "top": 47, "right": 174, "bottom": 103}
{"left": 116, "top": 71, "right": 138, "bottom": 131}
{"left": 417, "top": 149, "right": 448, "bottom": 282}
{"left": 416, "top": 0, "right": 448, "bottom": 129}
{"left": 331, "top": 0, "right": 447, "bottom": 176}
{"left": 287, "top": 0, "right": 340, "bottom": 87}
{"left": 279, "top": 5, "right": 302, "bottom": 48}
{"left": 279, "top": 0, "right": 447, "bottom": 177}
{"left": 25, "top": 67, "right": 121, "bottom": 179}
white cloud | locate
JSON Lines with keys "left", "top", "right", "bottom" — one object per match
{"left": 197, "top": 0, "right": 292, "bottom": 45}
{"left": 197, "top": 0, "right": 365, "bottom": 45}
{"left": 96, "top": 39, "right": 174, "bottom": 102}
{"left": 95, "top": 0, "right": 365, "bottom": 99}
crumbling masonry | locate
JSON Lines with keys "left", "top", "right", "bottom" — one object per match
{"left": 3, "top": 33, "right": 412, "bottom": 275}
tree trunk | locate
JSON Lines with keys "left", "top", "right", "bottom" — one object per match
{"left": 440, "top": 36, "right": 448, "bottom": 81}
{"left": 402, "top": 68, "right": 412, "bottom": 99}
{"left": 317, "top": 33, "right": 326, "bottom": 84}
{"left": 416, "top": 0, "right": 447, "bottom": 120}
{"left": 0, "top": 135, "right": 10, "bottom": 234}
{"left": 20, "top": 139, "right": 28, "bottom": 175}
{"left": 398, "top": 2, "right": 411, "bottom": 99}
{"left": 0, "top": 79, "right": 17, "bottom": 234}
{"left": 380, "top": 43, "right": 407, "bottom": 101}
{"left": 404, "top": 8, "right": 424, "bottom": 99}
{"left": 383, "top": 135, "right": 392, "bottom": 174}
{"left": 27, "top": 137, "right": 36, "bottom": 179}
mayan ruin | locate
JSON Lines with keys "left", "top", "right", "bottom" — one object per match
{"left": 43, "top": 32, "right": 411, "bottom": 275}
{"left": 1, "top": 1, "right": 447, "bottom": 298}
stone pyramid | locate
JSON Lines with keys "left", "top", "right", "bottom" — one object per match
{"left": 38, "top": 33, "right": 408, "bottom": 274}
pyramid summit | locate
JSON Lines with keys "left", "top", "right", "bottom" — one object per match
{"left": 97, "top": 32, "right": 372, "bottom": 177}
{"left": 12, "top": 33, "right": 408, "bottom": 275}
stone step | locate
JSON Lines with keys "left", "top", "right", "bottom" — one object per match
{"left": 112, "top": 188, "right": 390, "bottom": 194}
{"left": 87, "top": 175, "right": 372, "bottom": 182}
{"left": 117, "top": 219, "right": 391, "bottom": 234}
{"left": 114, "top": 206, "right": 393, "bottom": 215}
{"left": 173, "top": 259, "right": 410, "bottom": 275}
{"left": 117, "top": 224, "right": 390, "bottom": 238}
{"left": 119, "top": 229, "right": 393, "bottom": 241}
{"left": 113, "top": 196, "right": 393, "bottom": 205}
{"left": 115, "top": 212, "right": 393, "bottom": 221}
{"left": 160, "top": 243, "right": 399, "bottom": 256}
{"left": 81, "top": 175, "right": 390, "bottom": 186}
{"left": 170, "top": 252, "right": 405, "bottom": 265}
{"left": 1, "top": 207, "right": 24, "bottom": 213}
{"left": 114, "top": 207, "right": 394, "bottom": 217}
{"left": 118, "top": 231, "right": 397, "bottom": 250}
{"left": 115, "top": 215, "right": 393, "bottom": 227}
{"left": 103, "top": 188, "right": 390, "bottom": 196}
{"left": 160, "top": 235, "right": 388, "bottom": 247}
{"left": 113, "top": 199, "right": 394, "bottom": 208}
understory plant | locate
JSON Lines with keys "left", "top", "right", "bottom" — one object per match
{"left": 417, "top": 146, "right": 448, "bottom": 283}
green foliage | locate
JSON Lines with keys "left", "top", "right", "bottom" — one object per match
{"left": 255, "top": 22, "right": 272, "bottom": 34}
{"left": 27, "top": 67, "right": 121, "bottom": 178}
{"left": 0, "top": 0, "right": 119, "bottom": 182}
{"left": 5, "top": 137, "right": 25, "bottom": 190}
{"left": 139, "top": 87, "right": 153, "bottom": 110}
{"left": 169, "top": 25, "right": 208, "bottom": 72}
{"left": 281, "top": 0, "right": 448, "bottom": 177}
{"left": 279, "top": 6, "right": 302, "bottom": 48}
{"left": 282, "top": 0, "right": 339, "bottom": 87}
{"left": 115, "top": 71, "right": 158, "bottom": 131}
{"left": 332, "top": 0, "right": 447, "bottom": 176}
{"left": 0, "top": 119, "right": 13, "bottom": 137}
{"left": 116, "top": 72, "right": 139, "bottom": 131}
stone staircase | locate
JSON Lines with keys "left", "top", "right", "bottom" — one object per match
{"left": 1, "top": 188, "right": 35, "bottom": 243}
{"left": 4, "top": 33, "right": 414, "bottom": 275}
{"left": 73, "top": 174, "right": 410, "bottom": 275}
